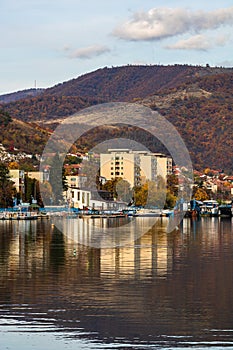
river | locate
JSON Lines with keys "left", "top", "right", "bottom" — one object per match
{"left": 0, "top": 216, "right": 233, "bottom": 349}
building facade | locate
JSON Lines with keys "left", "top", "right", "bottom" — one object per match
{"left": 9, "top": 169, "right": 25, "bottom": 194}
{"left": 100, "top": 149, "right": 172, "bottom": 188}
{"left": 67, "top": 187, "right": 126, "bottom": 211}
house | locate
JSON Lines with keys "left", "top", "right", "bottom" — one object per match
{"left": 67, "top": 187, "right": 127, "bottom": 211}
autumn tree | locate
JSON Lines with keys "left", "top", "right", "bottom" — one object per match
{"left": 133, "top": 183, "right": 148, "bottom": 207}
{"left": 8, "top": 161, "right": 19, "bottom": 170}
{"left": 193, "top": 187, "right": 209, "bottom": 201}
{"left": 167, "top": 174, "right": 178, "bottom": 197}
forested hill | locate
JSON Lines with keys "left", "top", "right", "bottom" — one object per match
{"left": 45, "top": 65, "right": 221, "bottom": 100}
{"left": 0, "top": 110, "right": 49, "bottom": 154}
{"left": 0, "top": 88, "right": 44, "bottom": 104}
{"left": 0, "top": 64, "right": 233, "bottom": 172}
{"left": 2, "top": 64, "right": 233, "bottom": 122}
{"left": 139, "top": 72, "right": 233, "bottom": 172}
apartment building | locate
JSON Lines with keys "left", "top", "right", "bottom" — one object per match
{"left": 9, "top": 169, "right": 25, "bottom": 194}
{"left": 100, "top": 149, "right": 172, "bottom": 188}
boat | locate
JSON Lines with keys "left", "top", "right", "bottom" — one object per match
{"left": 0, "top": 203, "right": 39, "bottom": 220}
{"left": 218, "top": 203, "right": 233, "bottom": 217}
{"left": 186, "top": 199, "right": 202, "bottom": 218}
{"left": 0, "top": 211, "right": 38, "bottom": 220}
{"left": 200, "top": 200, "right": 219, "bottom": 217}
{"left": 133, "top": 208, "right": 162, "bottom": 217}
{"left": 160, "top": 209, "right": 174, "bottom": 217}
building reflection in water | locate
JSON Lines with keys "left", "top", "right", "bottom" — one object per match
{"left": 59, "top": 216, "right": 173, "bottom": 279}
{"left": 1, "top": 217, "right": 232, "bottom": 284}
{"left": 0, "top": 217, "right": 175, "bottom": 281}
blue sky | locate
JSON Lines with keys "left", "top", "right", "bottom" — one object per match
{"left": 1, "top": 0, "right": 233, "bottom": 94}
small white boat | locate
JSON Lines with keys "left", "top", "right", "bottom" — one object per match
{"left": 200, "top": 200, "right": 219, "bottom": 216}
{"left": 133, "top": 208, "right": 162, "bottom": 217}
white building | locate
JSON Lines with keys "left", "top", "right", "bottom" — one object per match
{"left": 67, "top": 187, "right": 127, "bottom": 211}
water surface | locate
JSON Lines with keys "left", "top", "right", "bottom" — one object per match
{"left": 0, "top": 217, "right": 233, "bottom": 349}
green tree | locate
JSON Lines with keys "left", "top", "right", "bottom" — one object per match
{"left": 24, "top": 175, "right": 36, "bottom": 203}
{"left": 165, "top": 190, "right": 177, "bottom": 209}
{"left": 23, "top": 175, "right": 43, "bottom": 206}
{"left": 49, "top": 153, "right": 68, "bottom": 204}
{"left": 146, "top": 178, "right": 166, "bottom": 208}
{"left": 102, "top": 178, "right": 119, "bottom": 199}
{"left": 0, "top": 162, "right": 16, "bottom": 207}
{"left": 116, "top": 179, "right": 132, "bottom": 203}
{"left": 0, "top": 110, "right": 12, "bottom": 127}
{"left": 39, "top": 181, "right": 54, "bottom": 206}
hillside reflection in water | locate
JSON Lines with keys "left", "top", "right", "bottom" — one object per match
{"left": 0, "top": 217, "right": 233, "bottom": 349}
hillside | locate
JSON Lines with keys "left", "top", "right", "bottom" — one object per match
{"left": 46, "top": 65, "right": 232, "bottom": 99}
{"left": 139, "top": 72, "right": 233, "bottom": 172}
{"left": 0, "top": 64, "right": 233, "bottom": 172}
{"left": 0, "top": 88, "right": 44, "bottom": 104}
{"left": 2, "top": 95, "right": 99, "bottom": 122}
{"left": 0, "top": 110, "right": 50, "bottom": 155}
{"left": 2, "top": 64, "right": 233, "bottom": 122}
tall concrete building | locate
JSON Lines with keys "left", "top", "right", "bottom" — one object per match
{"left": 9, "top": 169, "right": 25, "bottom": 194}
{"left": 100, "top": 149, "right": 172, "bottom": 188}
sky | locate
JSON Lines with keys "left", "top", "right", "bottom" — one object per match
{"left": 1, "top": 0, "right": 233, "bottom": 95}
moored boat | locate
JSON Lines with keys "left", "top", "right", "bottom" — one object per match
{"left": 218, "top": 204, "right": 233, "bottom": 217}
{"left": 0, "top": 211, "right": 38, "bottom": 220}
{"left": 200, "top": 200, "right": 219, "bottom": 217}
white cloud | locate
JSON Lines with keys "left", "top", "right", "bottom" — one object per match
{"left": 68, "top": 45, "right": 110, "bottom": 59}
{"left": 166, "top": 34, "right": 229, "bottom": 51}
{"left": 113, "top": 7, "right": 233, "bottom": 41}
